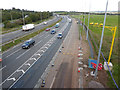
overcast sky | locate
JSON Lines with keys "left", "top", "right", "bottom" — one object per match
{"left": 1, "top": 0, "right": 120, "bottom": 12}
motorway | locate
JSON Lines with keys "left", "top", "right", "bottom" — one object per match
{"left": 1, "top": 16, "right": 60, "bottom": 44}
{"left": 44, "top": 18, "right": 80, "bottom": 88}
{"left": 1, "top": 16, "right": 72, "bottom": 88}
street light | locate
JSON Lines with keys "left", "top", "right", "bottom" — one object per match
{"left": 94, "top": 0, "right": 109, "bottom": 78}
{"left": 22, "top": 10, "right": 25, "bottom": 25}
{"left": 41, "top": 12, "right": 42, "bottom": 22}
{"left": 86, "top": 0, "right": 91, "bottom": 40}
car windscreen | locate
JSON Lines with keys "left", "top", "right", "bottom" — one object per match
{"left": 25, "top": 41, "right": 30, "bottom": 45}
{"left": 58, "top": 34, "right": 62, "bottom": 36}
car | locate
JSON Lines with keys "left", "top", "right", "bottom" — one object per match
{"left": 57, "top": 33, "right": 63, "bottom": 39}
{"left": 41, "top": 80, "right": 45, "bottom": 87}
{"left": 69, "top": 19, "right": 72, "bottom": 23}
{"left": 45, "top": 28, "right": 50, "bottom": 31}
{"left": 43, "top": 22, "right": 47, "bottom": 25}
{"left": 22, "top": 39, "right": 35, "bottom": 49}
{"left": 76, "top": 21, "right": 79, "bottom": 24}
{"left": 0, "top": 58, "right": 2, "bottom": 62}
{"left": 55, "top": 23, "right": 59, "bottom": 28}
{"left": 51, "top": 29, "right": 56, "bottom": 34}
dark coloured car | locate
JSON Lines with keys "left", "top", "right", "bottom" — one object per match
{"left": 22, "top": 39, "right": 35, "bottom": 49}
{"left": 51, "top": 29, "right": 56, "bottom": 34}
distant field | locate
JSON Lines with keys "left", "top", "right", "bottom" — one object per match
{"left": 72, "top": 15, "right": 119, "bottom": 88}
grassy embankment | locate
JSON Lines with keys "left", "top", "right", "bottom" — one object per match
{"left": 72, "top": 15, "right": 119, "bottom": 88}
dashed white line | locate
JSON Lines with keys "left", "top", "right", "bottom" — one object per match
{"left": 4, "top": 48, "right": 21, "bottom": 59}
{"left": 1, "top": 18, "right": 69, "bottom": 88}
{"left": 44, "top": 35, "right": 49, "bottom": 39}
{"left": 16, "top": 49, "right": 30, "bottom": 59}
{"left": 34, "top": 41, "right": 42, "bottom": 46}
{"left": 0, "top": 65, "right": 6, "bottom": 71}
{"left": 50, "top": 76, "right": 56, "bottom": 88}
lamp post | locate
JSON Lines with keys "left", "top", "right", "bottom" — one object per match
{"left": 94, "top": 0, "right": 109, "bottom": 78}
{"left": 86, "top": 0, "right": 91, "bottom": 40}
{"left": 41, "top": 12, "right": 42, "bottom": 22}
{"left": 22, "top": 10, "right": 25, "bottom": 25}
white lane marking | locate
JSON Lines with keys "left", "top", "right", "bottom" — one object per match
{"left": 35, "top": 53, "right": 41, "bottom": 56}
{"left": 50, "top": 76, "right": 56, "bottom": 88}
{"left": 0, "top": 65, "right": 6, "bottom": 71}
{"left": 16, "top": 49, "right": 30, "bottom": 59}
{"left": 41, "top": 50, "right": 45, "bottom": 52}
{"left": 24, "top": 63, "right": 30, "bottom": 66}
{"left": 46, "top": 44, "right": 50, "bottom": 46}
{"left": 44, "top": 35, "right": 49, "bottom": 39}
{"left": 7, "top": 78, "right": 16, "bottom": 81}
{"left": 4, "top": 48, "right": 21, "bottom": 59}
{"left": 34, "top": 41, "right": 41, "bottom": 46}
{"left": 44, "top": 47, "right": 48, "bottom": 49}
{"left": 16, "top": 70, "right": 25, "bottom": 74}
{"left": 30, "top": 58, "right": 37, "bottom": 61}
{"left": 1, "top": 18, "right": 69, "bottom": 87}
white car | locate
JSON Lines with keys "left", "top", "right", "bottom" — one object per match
{"left": 57, "top": 33, "right": 63, "bottom": 39}
{"left": 43, "top": 22, "right": 47, "bottom": 25}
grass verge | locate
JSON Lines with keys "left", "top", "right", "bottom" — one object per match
{"left": 72, "top": 15, "right": 119, "bottom": 88}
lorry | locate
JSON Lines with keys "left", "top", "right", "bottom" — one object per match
{"left": 55, "top": 23, "right": 59, "bottom": 28}
{"left": 22, "top": 24, "right": 35, "bottom": 31}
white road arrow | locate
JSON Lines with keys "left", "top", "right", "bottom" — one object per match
{"left": 16, "top": 69, "right": 25, "bottom": 74}
{"left": 35, "top": 53, "right": 41, "bottom": 56}
{"left": 7, "top": 78, "right": 16, "bottom": 81}
{"left": 25, "top": 63, "right": 30, "bottom": 66}
{"left": 30, "top": 58, "right": 37, "bottom": 61}
{"left": 41, "top": 50, "right": 45, "bottom": 52}
{"left": 44, "top": 47, "right": 48, "bottom": 49}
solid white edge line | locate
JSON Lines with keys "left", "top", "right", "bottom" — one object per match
{"left": 50, "top": 76, "right": 55, "bottom": 88}
{"left": 1, "top": 17, "right": 69, "bottom": 88}
{"left": 0, "top": 65, "right": 6, "bottom": 71}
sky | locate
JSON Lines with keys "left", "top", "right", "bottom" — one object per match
{"left": 1, "top": 0, "right": 120, "bottom": 12}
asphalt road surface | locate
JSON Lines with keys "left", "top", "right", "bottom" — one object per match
{"left": 1, "top": 16, "right": 60, "bottom": 44}
{"left": 1, "top": 16, "right": 72, "bottom": 88}
{"left": 45, "top": 18, "right": 80, "bottom": 88}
